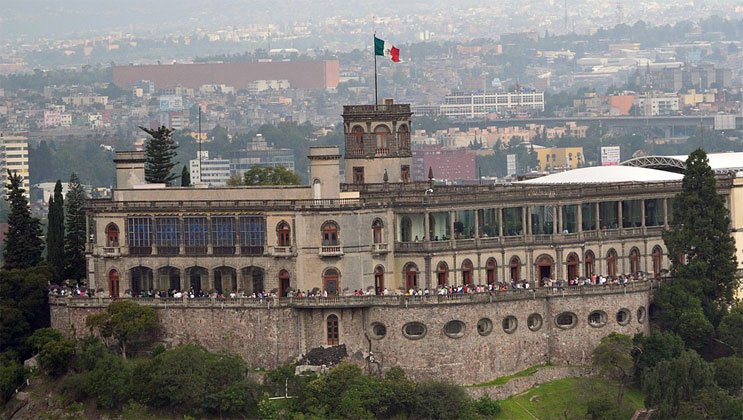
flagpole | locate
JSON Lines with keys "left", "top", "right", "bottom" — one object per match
{"left": 373, "top": 33, "right": 378, "bottom": 106}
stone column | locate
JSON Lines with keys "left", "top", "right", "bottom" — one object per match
{"left": 595, "top": 203, "right": 601, "bottom": 230}
{"left": 235, "top": 216, "right": 242, "bottom": 255}
{"left": 498, "top": 208, "right": 504, "bottom": 237}
{"left": 617, "top": 201, "right": 623, "bottom": 230}
{"left": 474, "top": 209, "right": 480, "bottom": 242}
{"left": 640, "top": 199, "right": 646, "bottom": 229}
{"left": 555, "top": 206, "right": 561, "bottom": 234}
{"left": 577, "top": 204, "right": 583, "bottom": 233}
{"left": 663, "top": 198, "right": 669, "bottom": 227}
{"left": 449, "top": 210, "right": 455, "bottom": 243}
{"left": 525, "top": 207, "right": 531, "bottom": 235}
{"left": 423, "top": 211, "right": 430, "bottom": 242}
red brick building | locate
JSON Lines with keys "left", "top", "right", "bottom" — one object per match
{"left": 413, "top": 146, "right": 477, "bottom": 182}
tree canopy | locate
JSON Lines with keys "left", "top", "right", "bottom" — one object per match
{"left": 45, "top": 180, "right": 65, "bottom": 283}
{"left": 3, "top": 170, "right": 44, "bottom": 269}
{"left": 85, "top": 300, "right": 158, "bottom": 359}
{"left": 141, "top": 126, "right": 178, "bottom": 185}
{"left": 63, "top": 173, "right": 87, "bottom": 282}
{"left": 662, "top": 149, "right": 739, "bottom": 325}
{"left": 230, "top": 166, "right": 302, "bottom": 186}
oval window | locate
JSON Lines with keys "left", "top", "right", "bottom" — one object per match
{"left": 555, "top": 312, "right": 578, "bottom": 329}
{"left": 527, "top": 313, "right": 543, "bottom": 331}
{"left": 477, "top": 318, "right": 493, "bottom": 336}
{"left": 588, "top": 310, "right": 608, "bottom": 327}
{"left": 637, "top": 307, "right": 646, "bottom": 323}
{"left": 402, "top": 322, "right": 427, "bottom": 340}
{"left": 616, "top": 308, "right": 631, "bottom": 326}
{"left": 369, "top": 322, "right": 387, "bottom": 340}
{"left": 502, "top": 316, "right": 518, "bottom": 334}
{"left": 443, "top": 320, "right": 465, "bottom": 338}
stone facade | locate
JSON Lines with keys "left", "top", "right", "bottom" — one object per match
{"left": 50, "top": 282, "right": 650, "bottom": 385}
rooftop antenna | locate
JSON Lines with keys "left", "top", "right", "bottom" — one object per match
{"left": 198, "top": 105, "right": 202, "bottom": 179}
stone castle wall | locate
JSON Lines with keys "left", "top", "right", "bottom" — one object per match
{"left": 50, "top": 284, "right": 650, "bottom": 385}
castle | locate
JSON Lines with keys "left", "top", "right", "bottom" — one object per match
{"left": 50, "top": 101, "right": 743, "bottom": 384}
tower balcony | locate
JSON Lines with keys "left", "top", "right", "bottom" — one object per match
{"left": 344, "top": 133, "right": 411, "bottom": 159}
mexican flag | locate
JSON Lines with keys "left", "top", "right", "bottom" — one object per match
{"left": 374, "top": 36, "right": 400, "bottom": 62}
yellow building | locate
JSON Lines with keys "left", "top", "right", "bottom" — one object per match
{"left": 0, "top": 133, "right": 29, "bottom": 199}
{"left": 535, "top": 146, "right": 584, "bottom": 172}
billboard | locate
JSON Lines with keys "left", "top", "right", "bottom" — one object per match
{"left": 601, "top": 146, "right": 621, "bottom": 166}
{"left": 159, "top": 95, "right": 184, "bottom": 112}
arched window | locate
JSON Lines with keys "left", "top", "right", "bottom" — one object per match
{"left": 185, "top": 266, "right": 207, "bottom": 294}
{"left": 652, "top": 246, "right": 663, "bottom": 278}
{"left": 486, "top": 258, "right": 497, "bottom": 285}
{"left": 105, "top": 223, "right": 120, "bottom": 247}
{"left": 607, "top": 249, "right": 618, "bottom": 277}
{"left": 374, "top": 125, "right": 391, "bottom": 152}
{"left": 374, "top": 265, "right": 385, "bottom": 294}
{"left": 535, "top": 254, "right": 554, "bottom": 286}
{"left": 585, "top": 250, "right": 595, "bottom": 277}
{"left": 327, "top": 314, "right": 339, "bottom": 346}
{"left": 404, "top": 262, "right": 418, "bottom": 290}
{"left": 312, "top": 179, "right": 321, "bottom": 200}
{"left": 398, "top": 124, "right": 410, "bottom": 152}
{"left": 279, "top": 269, "right": 291, "bottom": 297}
{"left": 321, "top": 221, "right": 339, "bottom": 246}
{"left": 629, "top": 247, "right": 641, "bottom": 275}
{"left": 277, "top": 221, "right": 291, "bottom": 247}
{"left": 461, "top": 259, "right": 474, "bottom": 285}
{"left": 213, "top": 266, "right": 237, "bottom": 294}
{"left": 566, "top": 253, "right": 579, "bottom": 280}
{"left": 351, "top": 125, "right": 364, "bottom": 150}
{"left": 241, "top": 266, "right": 265, "bottom": 294}
{"left": 130, "top": 266, "right": 153, "bottom": 296}
{"left": 372, "top": 219, "right": 384, "bottom": 244}
{"left": 323, "top": 268, "right": 340, "bottom": 296}
{"left": 509, "top": 256, "right": 521, "bottom": 281}
{"left": 437, "top": 261, "right": 449, "bottom": 287}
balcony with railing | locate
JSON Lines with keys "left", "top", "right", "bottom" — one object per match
{"left": 344, "top": 133, "right": 411, "bottom": 158}
{"left": 372, "top": 243, "right": 389, "bottom": 254}
{"left": 102, "top": 247, "right": 121, "bottom": 257}
{"left": 319, "top": 245, "right": 344, "bottom": 257}
{"left": 270, "top": 245, "right": 294, "bottom": 257}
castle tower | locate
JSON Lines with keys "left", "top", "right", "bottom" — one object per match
{"left": 342, "top": 99, "right": 413, "bottom": 185}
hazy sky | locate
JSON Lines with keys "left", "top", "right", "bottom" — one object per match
{"left": 1, "top": 0, "right": 740, "bottom": 39}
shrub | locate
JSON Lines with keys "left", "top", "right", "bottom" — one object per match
{"left": 0, "top": 361, "right": 24, "bottom": 407}
{"left": 472, "top": 395, "right": 501, "bottom": 416}
{"left": 38, "top": 339, "right": 76, "bottom": 377}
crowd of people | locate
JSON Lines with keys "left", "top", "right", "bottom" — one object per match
{"left": 49, "top": 272, "right": 650, "bottom": 300}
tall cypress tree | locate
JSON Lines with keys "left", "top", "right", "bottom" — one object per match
{"left": 3, "top": 170, "right": 44, "bottom": 269}
{"left": 140, "top": 125, "right": 178, "bottom": 185}
{"left": 45, "top": 180, "right": 65, "bottom": 282}
{"left": 662, "top": 149, "right": 739, "bottom": 325}
{"left": 181, "top": 164, "right": 191, "bottom": 187}
{"left": 63, "top": 173, "right": 87, "bottom": 283}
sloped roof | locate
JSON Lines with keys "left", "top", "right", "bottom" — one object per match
{"left": 518, "top": 166, "right": 683, "bottom": 185}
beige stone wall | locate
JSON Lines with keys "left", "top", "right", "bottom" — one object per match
{"left": 50, "top": 285, "right": 650, "bottom": 384}
{"left": 112, "top": 185, "right": 313, "bottom": 202}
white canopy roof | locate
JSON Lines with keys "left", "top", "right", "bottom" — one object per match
{"left": 518, "top": 166, "right": 683, "bottom": 185}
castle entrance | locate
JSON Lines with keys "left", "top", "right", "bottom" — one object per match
{"left": 535, "top": 255, "right": 554, "bottom": 286}
{"left": 108, "top": 269, "right": 119, "bottom": 298}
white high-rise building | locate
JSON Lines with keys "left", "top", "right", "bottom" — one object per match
{"left": 190, "top": 151, "right": 231, "bottom": 186}
{"left": 413, "top": 91, "right": 545, "bottom": 119}
{"left": 0, "top": 133, "right": 30, "bottom": 199}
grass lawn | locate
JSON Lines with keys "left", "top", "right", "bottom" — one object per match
{"left": 496, "top": 377, "right": 645, "bottom": 419}
{"left": 468, "top": 364, "right": 545, "bottom": 387}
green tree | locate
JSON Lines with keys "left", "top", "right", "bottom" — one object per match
{"left": 713, "top": 356, "right": 743, "bottom": 395}
{"left": 3, "top": 170, "right": 44, "bottom": 269}
{"left": 662, "top": 149, "right": 739, "bottom": 325}
{"left": 38, "top": 338, "right": 76, "bottom": 377}
{"left": 63, "top": 173, "right": 87, "bottom": 282}
{"left": 718, "top": 309, "right": 743, "bottom": 355}
{"left": 241, "top": 166, "right": 301, "bottom": 186}
{"left": 0, "top": 266, "right": 51, "bottom": 357}
{"left": 633, "top": 331, "right": 685, "bottom": 379}
{"left": 0, "top": 361, "right": 24, "bottom": 407}
{"left": 643, "top": 350, "right": 716, "bottom": 419}
{"left": 26, "top": 327, "right": 64, "bottom": 355}
{"left": 592, "top": 333, "right": 634, "bottom": 406}
{"left": 85, "top": 300, "right": 158, "bottom": 359}
{"left": 140, "top": 126, "right": 178, "bottom": 185}
{"left": 45, "top": 180, "right": 65, "bottom": 282}
{"left": 180, "top": 165, "right": 190, "bottom": 187}
{"left": 676, "top": 310, "right": 714, "bottom": 352}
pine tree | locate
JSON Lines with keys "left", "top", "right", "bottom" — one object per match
{"left": 140, "top": 126, "right": 178, "bottom": 185}
{"left": 63, "top": 173, "right": 87, "bottom": 283}
{"left": 45, "top": 180, "right": 65, "bottom": 282}
{"left": 3, "top": 171, "right": 44, "bottom": 269}
{"left": 662, "top": 149, "right": 739, "bottom": 325}
{"left": 181, "top": 165, "right": 191, "bottom": 187}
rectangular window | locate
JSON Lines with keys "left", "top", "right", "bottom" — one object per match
{"left": 184, "top": 217, "right": 208, "bottom": 254}
{"left": 401, "top": 165, "right": 410, "bottom": 182}
{"left": 127, "top": 217, "right": 152, "bottom": 255}
{"left": 212, "top": 216, "right": 236, "bottom": 255}
{"left": 239, "top": 216, "right": 265, "bottom": 255}
{"left": 155, "top": 217, "right": 180, "bottom": 255}
{"left": 353, "top": 167, "right": 364, "bottom": 184}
